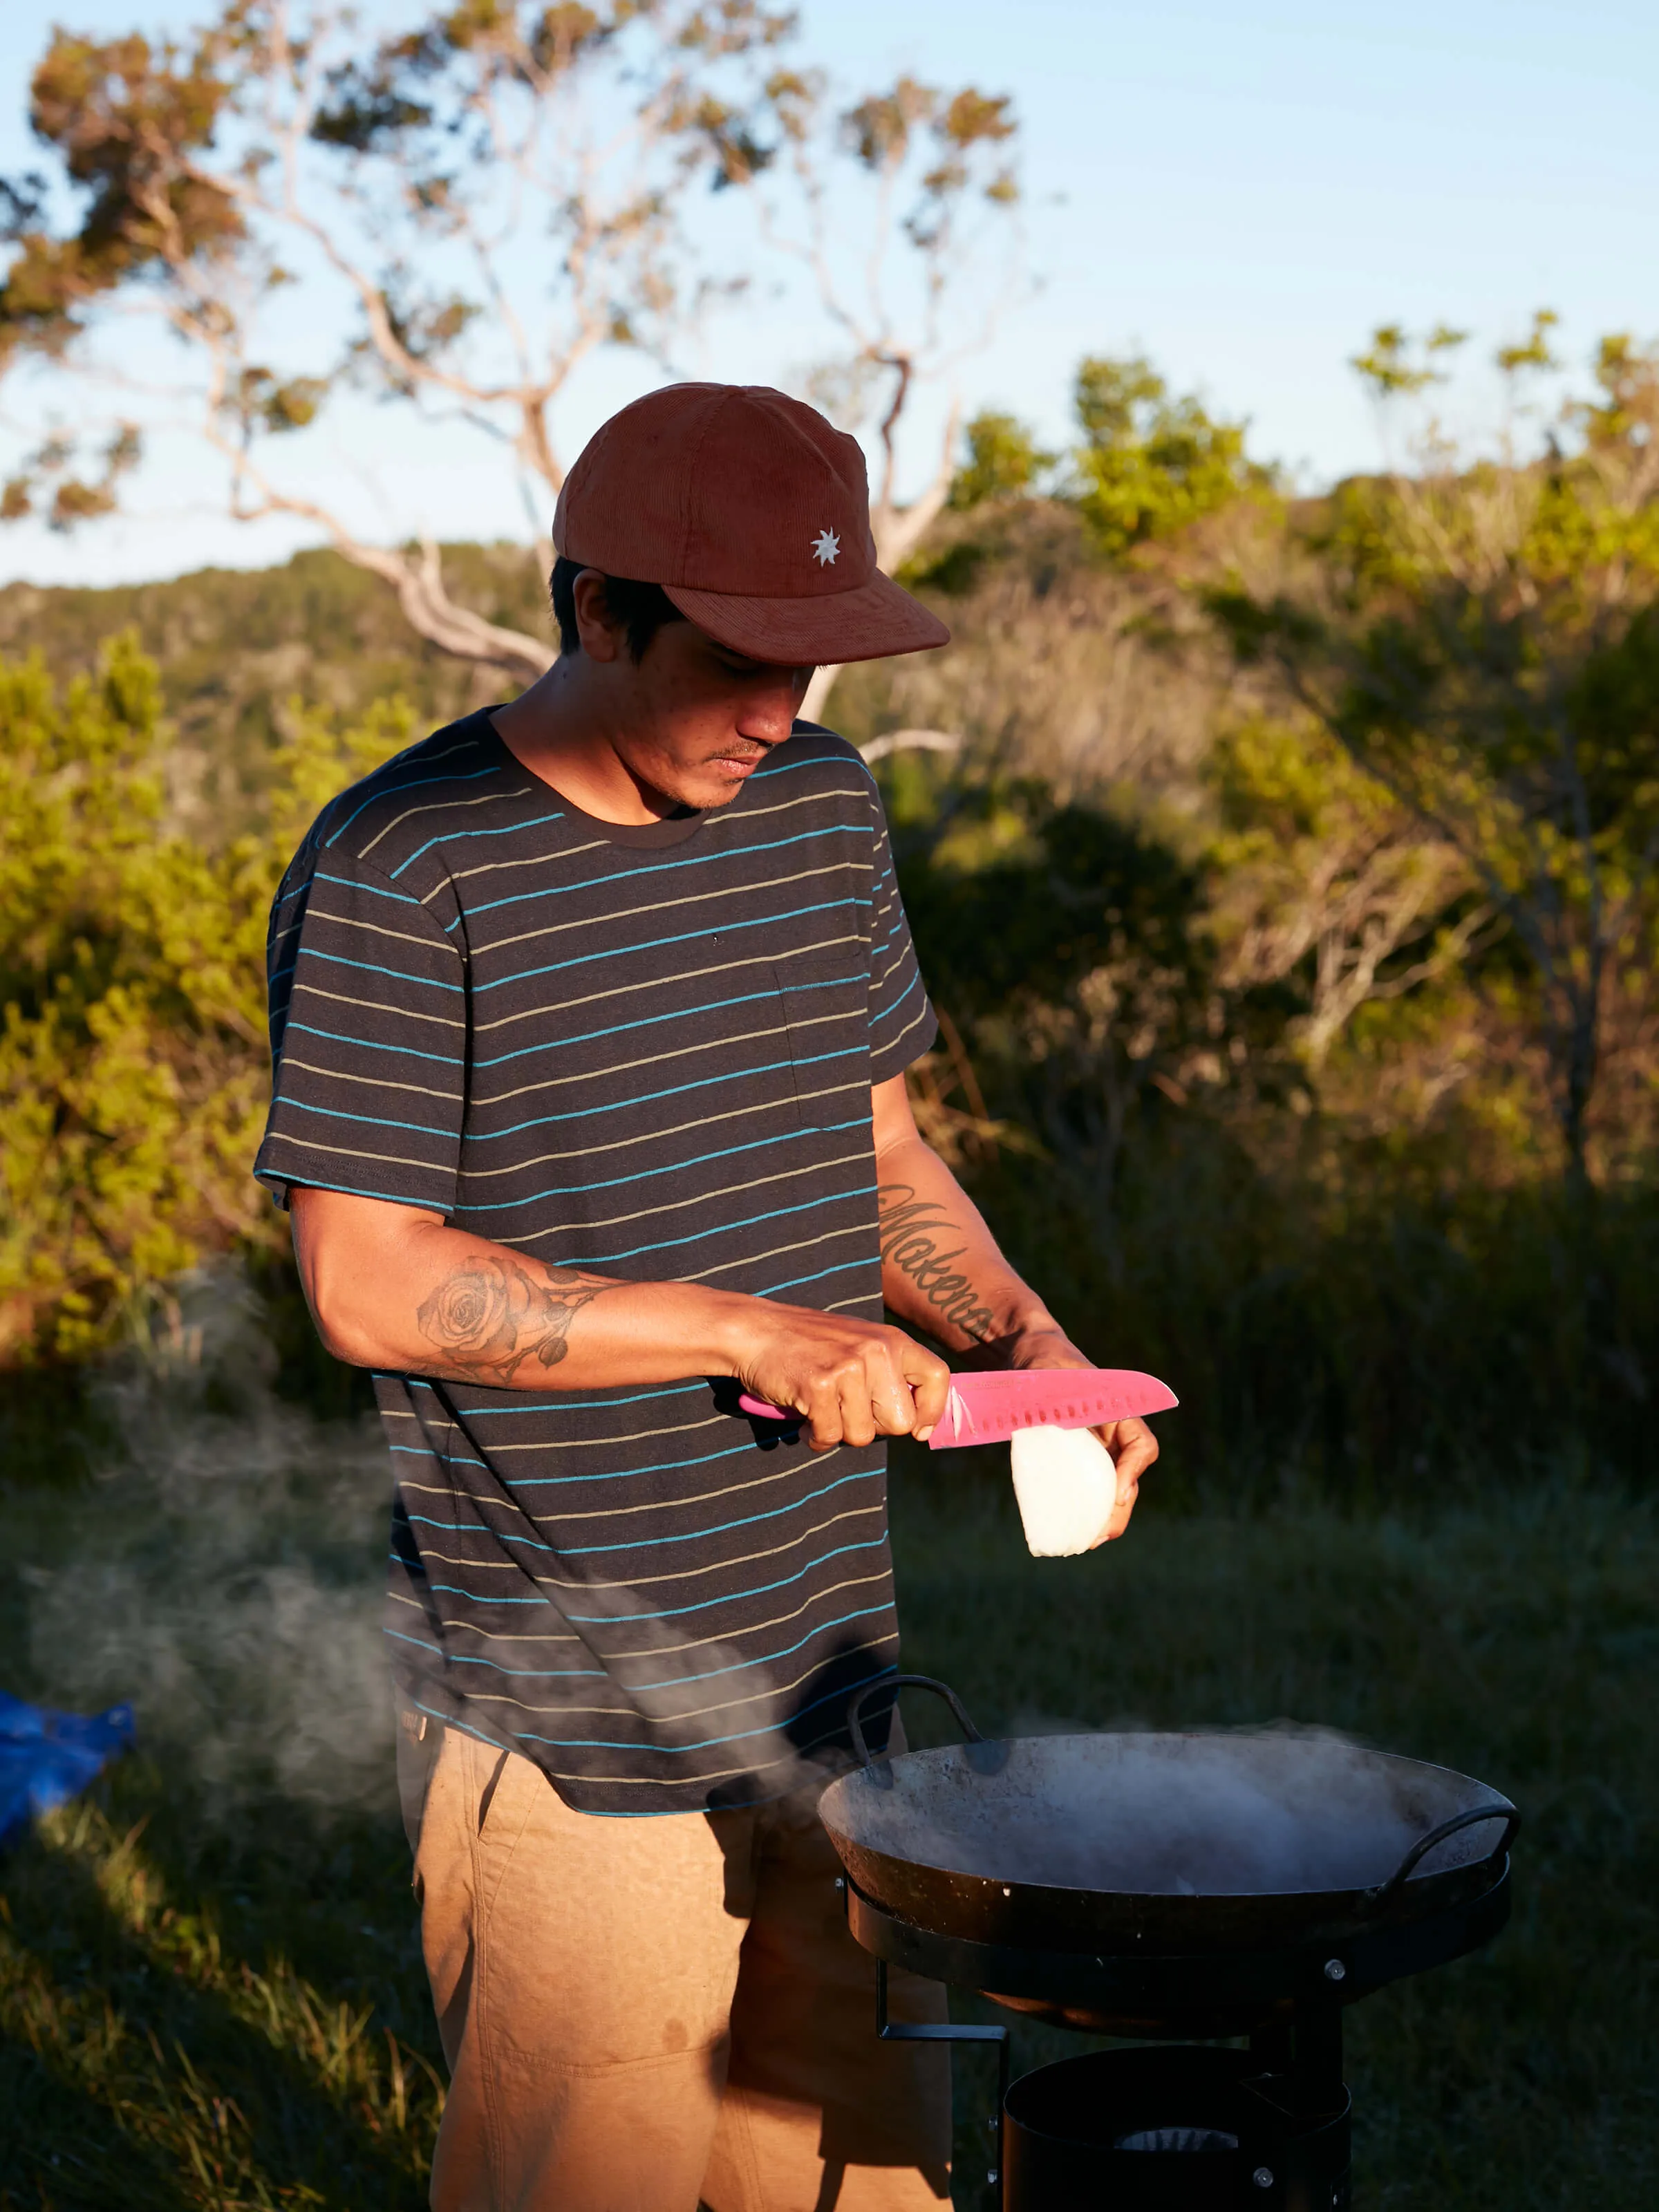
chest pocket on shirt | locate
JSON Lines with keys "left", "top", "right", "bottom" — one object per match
{"left": 771, "top": 953, "right": 866, "bottom": 1130}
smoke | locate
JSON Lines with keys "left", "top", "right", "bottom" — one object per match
{"left": 19, "top": 1276, "right": 397, "bottom": 1818}
{"left": 17, "top": 1274, "right": 873, "bottom": 1821}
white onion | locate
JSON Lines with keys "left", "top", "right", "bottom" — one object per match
{"left": 1009, "top": 1424, "right": 1118, "bottom": 1557}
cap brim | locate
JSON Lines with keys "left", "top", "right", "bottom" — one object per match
{"left": 662, "top": 569, "right": 949, "bottom": 666}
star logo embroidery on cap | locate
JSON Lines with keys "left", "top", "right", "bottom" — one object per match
{"left": 811, "top": 527, "right": 841, "bottom": 567}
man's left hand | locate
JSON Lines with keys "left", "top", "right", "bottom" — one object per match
{"left": 1000, "top": 1324, "right": 1160, "bottom": 1546}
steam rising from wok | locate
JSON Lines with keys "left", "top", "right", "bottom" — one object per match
{"left": 833, "top": 1729, "right": 1505, "bottom": 1897}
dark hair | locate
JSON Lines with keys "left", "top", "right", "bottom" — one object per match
{"left": 549, "top": 556, "right": 685, "bottom": 662}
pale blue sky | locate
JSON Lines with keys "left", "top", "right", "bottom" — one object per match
{"left": 1, "top": 0, "right": 1654, "bottom": 584}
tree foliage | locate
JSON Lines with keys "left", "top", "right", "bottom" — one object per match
{"left": 1212, "top": 323, "right": 1659, "bottom": 1173}
{"left": 1208, "top": 716, "right": 1483, "bottom": 1070}
{"left": 1071, "top": 353, "right": 1266, "bottom": 560}
{"left": 884, "top": 763, "right": 1223, "bottom": 1193}
{"left": 0, "top": 639, "right": 402, "bottom": 1361}
{"left": 947, "top": 409, "right": 1053, "bottom": 511}
{"left": 0, "top": 3, "right": 1021, "bottom": 691}
{"left": 935, "top": 359, "right": 1269, "bottom": 560}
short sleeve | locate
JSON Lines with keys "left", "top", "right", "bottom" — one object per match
{"left": 865, "top": 789, "right": 937, "bottom": 1083}
{"left": 254, "top": 839, "right": 467, "bottom": 1214}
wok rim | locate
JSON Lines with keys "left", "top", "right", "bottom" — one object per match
{"left": 818, "top": 1729, "right": 1517, "bottom": 1909}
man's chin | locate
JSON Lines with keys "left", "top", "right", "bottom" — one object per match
{"left": 683, "top": 761, "right": 762, "bottom": 808}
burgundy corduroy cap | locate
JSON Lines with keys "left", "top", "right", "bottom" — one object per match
{"left": 552, "top": 383, "right": 950, "bottom": 665}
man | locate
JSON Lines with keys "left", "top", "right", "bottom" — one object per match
{"left": 256, "top": 383, "right": 1157, "bottom": 2211}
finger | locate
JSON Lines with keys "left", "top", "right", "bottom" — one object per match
{"left": 896, "top": 1335, "right": 950, "bottom": 1440}
{"left": 837, "top": 1362, "right": 879, "bottom": 1451}
{"left": 803, "top": 1378, "right": 845, "bottom": 1453}
{"left": 1082, "top": 1419, "right": 1152, "bottom": 1547}
{"left": 864, "top": 1342, "right": 919, "bottom": 1439}
{"left": 1098, "top": 1416, "right": 1159, "bottom": 1486}
{"left": 1089, "top": 1474, "right": 1141, "bottom": 1548}
{"left": 1112, "top": 1472, "right": 1141, "bottom": 1537}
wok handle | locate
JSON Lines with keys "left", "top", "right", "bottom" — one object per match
{"left": 846, "top": 1673, "right": 985, "bottom": 1770}
{"left": 1362, "top": 1800, "right": 1521, "bottom": 1911}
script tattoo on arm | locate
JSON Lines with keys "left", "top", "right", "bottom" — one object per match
{"left": 877, "top": 1182, "right": 998, "bottom": 1346}
{"left": 416, "top": 1255, "right": 610, "bottom": 1384}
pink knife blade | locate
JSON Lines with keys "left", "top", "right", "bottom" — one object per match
{"left": 735, "top": 1367, "right": 1177, "bottom": 1447}
{"left": 926, "top": 1368, "right": 1177, "bottom": 1450}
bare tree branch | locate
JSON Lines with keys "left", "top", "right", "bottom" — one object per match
{"left": 857, "top": 727, "right": 962, "bottom": 766}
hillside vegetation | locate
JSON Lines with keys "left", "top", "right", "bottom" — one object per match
{"left": 1, "top": 339, "right": 1656, "bottom": 1496}
{"left": 0, "top": 542, "right": 545, "bottom": 833}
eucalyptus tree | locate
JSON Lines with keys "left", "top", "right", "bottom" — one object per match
{"left": 0, "top": 2, "right": 1020, "bottom": 689}
{"left": 1213, "top": 318, "right": 1659, "bottom": 1179}
{"left": 1207, "top": 715, "right": 1485, "bottom": 1074}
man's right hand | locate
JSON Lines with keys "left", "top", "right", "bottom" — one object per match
{"left": 290, "top": 1186, "right": 949, "bottom": 1447}
{"left": 726, "top": 1302, "right": 951, "bottom": 1452}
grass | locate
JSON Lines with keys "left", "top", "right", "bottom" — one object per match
{"left": 0, "top": 1396, "right": 1653, "bottom": 2209}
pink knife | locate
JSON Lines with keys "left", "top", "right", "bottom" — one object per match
{"left": 736, "top": 1367, "right": 1177, "bottom": 1450}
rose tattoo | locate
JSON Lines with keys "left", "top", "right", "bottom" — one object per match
{"left": 416, "top": 1257, "right": 608, "bottom": 1382}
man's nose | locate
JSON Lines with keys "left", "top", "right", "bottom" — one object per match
{"left": 737, "top": 672, "right": 812, "bottom": 742}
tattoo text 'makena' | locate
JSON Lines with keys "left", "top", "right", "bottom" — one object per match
{"left": 877, "top": 1183, "right": 997, "bottom": 1344}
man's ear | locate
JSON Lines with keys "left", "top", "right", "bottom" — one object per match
{"left": 571, "top": 568, "right": 624, "bottom": 663}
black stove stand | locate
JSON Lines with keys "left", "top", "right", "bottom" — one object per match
{"left": 1002, "top": 2027, "right": 1349, "bottom": 2211}
{"left": 845, "top": 1868, "right": 1510, "bottom": 2211}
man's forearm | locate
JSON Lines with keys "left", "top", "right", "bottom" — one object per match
{"left": 872, "top": 1134, "right": 1058, "bottom": 1358}
{"left": 866, "top": 1074, "right": 1160, "bottom": 1536}
{"left": 287, "top": 1182, "right": 953, "bottom": 1449}
{"left": 292, "top": 1190, "right": 752, "bottom": 1391}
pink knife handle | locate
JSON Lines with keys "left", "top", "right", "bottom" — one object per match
{"left": 738, "top": 1391, "right": 796, "bottom": 1422}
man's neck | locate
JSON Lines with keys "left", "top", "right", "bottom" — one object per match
{"left": 489, "top": 664, "right": 677, "bottom": 825}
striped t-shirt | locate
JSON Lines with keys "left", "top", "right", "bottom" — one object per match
{"left": 255, "top": 711, "right": 935, "bottom": 1814}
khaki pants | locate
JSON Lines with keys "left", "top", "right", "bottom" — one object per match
{"left": 399, "top": 1717, "right": 952, "bottom": 2212}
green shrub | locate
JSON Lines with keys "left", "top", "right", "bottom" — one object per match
{"left": 0, "top": 637, "right": 405, "bottom": 1366}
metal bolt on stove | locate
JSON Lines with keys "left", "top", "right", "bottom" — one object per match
{"left": 821, "top": 1675, "right": 1520, "bottom": 2210}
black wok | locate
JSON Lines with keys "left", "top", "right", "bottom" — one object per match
{"left": 819, "top": 1677, "right": 1519, "bottom": 1957}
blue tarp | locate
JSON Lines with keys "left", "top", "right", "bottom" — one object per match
{"left": 0, "top": 1689, "right": 135, "bottom": 1845}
